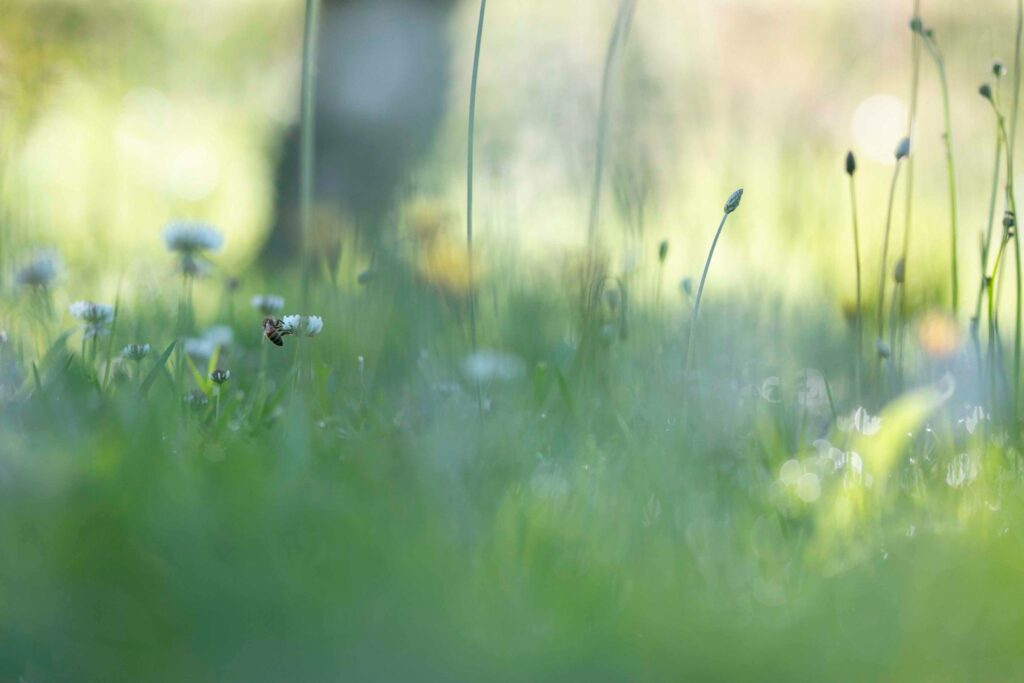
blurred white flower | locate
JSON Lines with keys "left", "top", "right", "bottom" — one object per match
{"left": 163, "top": 220, "right": 223, "bottom": 253}
{"left": 462, "top": 349, "right": 525, "bottom": 383}
{"left": 795, "top": 368, "right": 827, "bottom": 410}
{"left": 69, "top": 301, "right": 114, "bottom": 339}
{"left": 779, "top": 459, "right": 802, "bottom": 485}
{"left": 281, "top": 314, "right": 324, "bottom": 337}
{"left": 15, "top": 250, "right": 62, "bottom": 289}
{"left": 837, "top": 406, "right": 882, "bottom": 435}
{"left": 958, "top": 405, "right": 988, "bottom": 435}
{"left": 250, "top": 294, "right": 285, "bottom": 316}
{"left": 759, "top": 376, "right": 781, "bottom": 403}
{"left": 184, "top": 325, "right": 233, "bottom": 361}
{"left": 122, "top": 343, "right": 151, "bottom": 361}
{"left": 946, "top": 452, "right": 980, "bottom": 488}
{"left": 795, "top": 472, "right": 821, "bottom": 503}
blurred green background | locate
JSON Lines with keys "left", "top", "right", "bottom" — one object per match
{"left": 3, "top": 1, "right": 1024, "bottom": 681}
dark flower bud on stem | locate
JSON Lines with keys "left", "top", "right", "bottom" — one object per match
{"left": 895, "top": 137, "right": 911, "bottom": 161}
{"left": 724, "top": 188, "right": 743, "bottom": 214}
{"left": 658, "top": 240, "right": 669, "bottom": 263}
{"left": 993, "top": 59, "right": 1007, "bottom": 78}
{"left": 980, "top": 83, "right": 994, "bottom": 101}
{"left": 845, "top": 151, "right": 856, "bottom": 176}
{"left": 894, "top": 257, "right": 905, "bottom": 284}
{"left": 909, "top": 16, "right": 923, "bottom": 33}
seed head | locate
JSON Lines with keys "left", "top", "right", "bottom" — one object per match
{"left": 993, "top": 60, "right": 1007, "bottom": 78}
{"left": 724, "top": 188, "right": 743, "bottom": 214}
{"left": 895, "top": 137, "right": 911, "bottom": 160}
{"left": 845, "top": 151, "right": 856, "bottom": 176}
{"left": 894, "top": 258, "right": 905, "bottom": 284}
{"left": 909, "top": 16, "right": 923, "bottom": 33}
{"left": 658, "top": 240, "right": 669, "bottom": 263}
{"left": 979, "top": 83, "right": 993, "bottom": 101}
{"left": 210, "top": 369, "right": 231, "bottom": 385}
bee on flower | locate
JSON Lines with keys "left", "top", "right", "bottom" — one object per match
{"left": 69, "top": 301, "right": 114, "bottom": 339}
{"left": 281, "top": 315, "right": 324, "bottom": 337}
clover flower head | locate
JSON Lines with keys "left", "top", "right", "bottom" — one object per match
{"left": 210, "top": 369, "right": 231, "bottom": 385}
{"left": 16, "top": 250, "right": 62, "bottom": 289}
{"left": 163, "top": 220, "right": 223, "bottom": 254}
{"left": 122, "top": 343, "right": 151, "bottom": 361}
{"left": 184, "top": 325, "right": 234, "bottom": 361}
{"left": 281, "top": 314, "right": 323, "bottom": 337}
{"left": 250, "top": 294, "right": 285, "bottom": 316}
{"left": 69, "top": 301, "right": 114, "bottom": 339}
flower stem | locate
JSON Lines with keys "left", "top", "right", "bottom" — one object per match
{"left": 849, "top": 171, "right": 863, "bottom": 400}
{"left": 685, "top": 210, "right": 731, "bottom": 377}
{"left": 877, "top": 160, "right": 904, "bottom": 344}
{"left": 466, "top": 0, "right": 487, "bottom": 413}
{"left": 299, "top": 0, "right": 321, "bottom": 313}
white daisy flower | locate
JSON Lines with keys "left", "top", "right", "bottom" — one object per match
{"left": 15, "top": 250, "right": 62, "bottom": 289}
{"left": 250, "top": 295, "right": 284, "bottom": 316}
{"left": 162, "top": 220, "right": 223, "bottom": 254}
{"left": 281, "top": 314, "right": 323, "bottom": 337}
{"left": 69, "top": 301, "right": 114, "bottom": 339}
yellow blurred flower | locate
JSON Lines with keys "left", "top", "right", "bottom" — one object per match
{"left": 916, "top": 311, "right": 960, "bottom": 360}
{"left": 405, "top": 199, "right": 450, "bottom": 243}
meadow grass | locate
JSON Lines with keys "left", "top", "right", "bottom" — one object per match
{"left": 5, "top": 2, "right": 1024, "bottom": 682}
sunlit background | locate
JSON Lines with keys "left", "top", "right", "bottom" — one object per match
{"left": 3, "top": 0, "right": 1021, "bottom": 312}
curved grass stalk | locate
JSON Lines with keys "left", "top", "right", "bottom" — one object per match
{"left": 1012, "top": 0, "right": 1023, "bottom": 421}
{"left": 584, "top": 0, "right": 637, "bottom": 300}
{"left": 846, "top": 152, "right": 863, "bottom": 399}
{"left": 877, "top": 156, "right": 905, "bottom": 345}
{"left": 685, "top": 189, "right": 742, "bottom": 378}
{"left": 899, "top": 1, "right": 923, "bottom": 330}
{"left": 466, "top": 0, "right": 488, "bottom": 413}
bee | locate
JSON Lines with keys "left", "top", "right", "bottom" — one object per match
{"left": 262, "top": 317, "right": 290, "bottom": 347}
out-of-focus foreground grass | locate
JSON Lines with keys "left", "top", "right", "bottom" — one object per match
{"left": 2, "top": 0, "right": 1024, "bottom": 681}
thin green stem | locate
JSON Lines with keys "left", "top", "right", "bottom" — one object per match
{"left": 584, "top": 0, "right": 636, "bottom": 295}
{"left": 877, "top": 161, "right": 904, "bottom": 344}
{"left": 299, "top": 0, "right": 321, "bottom": 314}
{"left": 900, "top": 0, "right": 922, "bottom": 319}
{"left": 466, "top": 0, "right": 487, "bottom": 413}
{"left": 1012, "top": 0, "right": 1023, "bottom": 421}
{"left": 849, "top": 173, "right": 863, "bottom": 400}
{"left": 685, "top": 211, "right": 730, "bottom": 376}
{"left": 922, "top": 34, "right": 959, "bottom": 315}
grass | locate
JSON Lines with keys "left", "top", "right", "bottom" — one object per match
{"left": 5, "top": 2, "right": 1024, "bottom": 682}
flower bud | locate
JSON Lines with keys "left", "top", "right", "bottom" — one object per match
{"left": 724, "top": 188, "right": 743, "bottom": 214}
{"left": 895, "top": 137, "right": 911, "bottom": 160}
{"left": 845, "top": 151, "right": 856, "bottom": 176}
{"left": 876, "top": 339, "right": 891, "bottom": 359}
{"left": 894, "top": 257, "right": 905, "bottom": 284}
{"left": 980, "top": 83, "right": 993, "bottom": 101}
{"left": 658, "top": 240, "right": 669, "bottom": 263}
{"left": 993, "top": 59, "right": 1007, "bottom": 78}
{"left": 210, "top": 369, "right": 231, "bottom": 385}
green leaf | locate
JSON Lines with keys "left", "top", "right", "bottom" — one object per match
{"left": 140, "top": 341, "right": 176, "bottom": 397}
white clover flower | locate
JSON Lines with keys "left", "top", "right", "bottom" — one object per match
{"left": 281, "top": 314, "right": 323, "bottom": 337}
{"left": 250, "top": 294, "right": 285, "bottom": 316}
{"left": 461, "top": 349, "right": 525, "bottom": 383}
{"left": 122, "top": 343, "right": 151, "bottom": 361}
{"left": 15, "top": 250, "right": 62, "bottom": 289}
{"left": 759, "top": 376, "right": 781, "bottom": 403}
{"left": 69, "top": 301, "right": 114, "bottom": 339}
{"left": 162, "top": 220, "right": 223, "bottom": 254}
{"left": 184, "top": 325, "right": 233, "bottom": 360}
{"left": 210, "top": 369, "right": 231, "bottom": 385}
{"left": 837, "top": 406, "right": 882, "bottom": 435}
